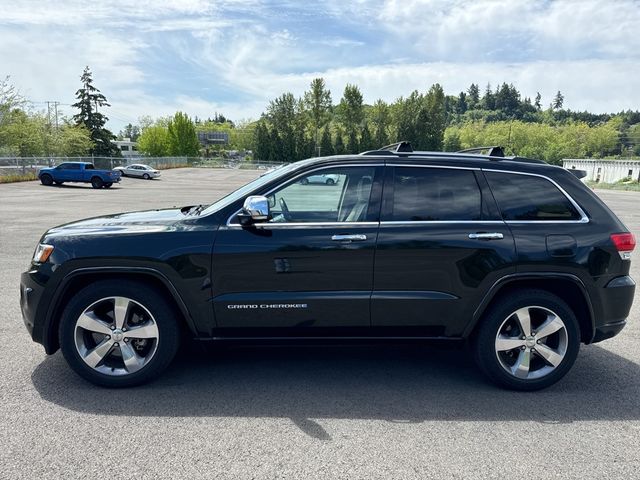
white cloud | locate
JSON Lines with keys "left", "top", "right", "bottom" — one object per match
{"left": 0, "top": 0, "right": 637, "bottom": 133}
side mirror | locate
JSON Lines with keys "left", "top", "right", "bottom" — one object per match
{"left": 238, "top": 195, "right": 270, "bottom": 225}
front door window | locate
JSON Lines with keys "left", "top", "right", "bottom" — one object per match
{"left": 267, "top": 167, "right": 376, "bottom": 223}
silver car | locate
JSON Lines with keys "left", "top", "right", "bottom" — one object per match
{"left": 114, "top": 164, "right": 161, "bottom": 180}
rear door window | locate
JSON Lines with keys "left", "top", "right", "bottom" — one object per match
{"left": 385, "top": 167, "right": 482, "bottom": 221}
{"left": 484, "top": 171, "right": 581, "bottom": 221}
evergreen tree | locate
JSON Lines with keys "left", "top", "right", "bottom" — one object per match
{"left": 167, "top": 112, "right": 200, "bottom": 156}
{"left": 118, "top": 123, "right": 140, "bottom": 141}
{"left": 456, "top": 91, "right": 468, "bottom": 114}
{"left": 553, "top": 91, "right": 564, "bottom": 110}
{"left": 303, "top": 78, "right": 332, "bottom": 156}
{"left": 334, "top": 127, "right": 346, "bottom": 155}
{"left": 347, "top": 129, "right": 359, "bottom": 154}
{"left": 534, "top": 92, "right": 542, "bottom": 110}
{"left": 467, "top": 83, "right": 480, "bottom": 109}
{"left": 360, "top": 122, "right": 373, "bottom": 151}
{"left": 482, "top": 83, "right": 495, "bottom": 110}
{"left": 268, "top": 126, "right": 283, "bottom": 162}
{"left": 254, "top": 122, "right": 271, "bottom": 161}
{"left": 319, "top": 126, "right": 334, "bottom": 156}
{"left": 72, "top": 66, "right": 118, "bottom": 156}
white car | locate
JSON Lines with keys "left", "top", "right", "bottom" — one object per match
{"left": 299, "top": 173, "right": 339, "bottom": 185}
{"left": 114, "top": 164, "right": 161, "bottom": 180}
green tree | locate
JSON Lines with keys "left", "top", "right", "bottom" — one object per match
{"left": 456, "top": 92, "right": 468, "bottom": 114}
{"left": 167, "top": 112, "right": 200, "bottom": 156}
{"left": 253, "top": 122, "right": 271, "bottom": 161}
{"left": 118, "top": 123, "right": 140, "bottom": 141}
{"left": 319, "top": 126, "right": 334, "bottom": 156}
{"left": 268, "top": 126, "right": 283, "bottom": 162}
{"left": 360, "top": 122, "right": 373, "bottom": 151}
{"left": 370, "top": 99, "right": 390, "bottom": 147}
{"left": 137, "top": 124, "right": 170, "bottom": 156}
{"left": 534, "top": 92, "right": 542, "bottom": 110}
{"left": 338, "top": 84, "right": 364, "bottom": 145}
{"left": 467, "top": 83, "right": 480, "bottom": 109}
{"left": 72, "top": 66, "right": 118, "bottom": 156}
{"left": 56, "top": 124, "right": 93, "bottom": 156}
{"left": 424, "top": 83, "right": 446, "bottom": 150}
{"left": 482, "top": 83, "right": 495, "bottom": 110}
{"left": 553, "top": 91, "right": 564, "bottom": 110}
{"left": 0, "top": 110, "right": 46, "bottom": 156}
{"left": 334, "top": 126, "right": 346, "bottom": 155}
{"left": 304, "top": 78, "right": 332, "bottom": 156}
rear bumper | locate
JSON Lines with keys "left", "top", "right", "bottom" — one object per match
{"left": 593, "top": 320, "right": 627, "bottom": 343}
{"left": 591, "top": 275, "right": 635, "bottom": 343}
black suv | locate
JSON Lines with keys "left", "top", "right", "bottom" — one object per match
{"left": 20, "top": 143, "right": 636, "bottom": 390}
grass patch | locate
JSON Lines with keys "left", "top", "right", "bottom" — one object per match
{"left": 0, "top": 172, "right": 38, "bottom": 183}
{"left": 587, "top": 180, "right": 640, "bottom": 191}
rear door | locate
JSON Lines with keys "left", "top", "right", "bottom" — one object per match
{"left": 372, "top": 165, "right": 517, "bottom": 337}
{"left": 212, "top": 164, "right": 383, "bottom": 332}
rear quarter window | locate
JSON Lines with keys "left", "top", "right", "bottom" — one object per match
{"left": 484, "top": 171, "right": 581, "bottom": 221}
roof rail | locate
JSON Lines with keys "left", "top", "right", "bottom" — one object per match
{"left": 361, "top": 141, "right": 414, "bottom": 156}
{"left": 457, "top": 146, "right": 505, "bottom": 158}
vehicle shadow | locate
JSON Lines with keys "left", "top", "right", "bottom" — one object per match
{"left": 32, "top": 344, "right": 640, "bottom": 433}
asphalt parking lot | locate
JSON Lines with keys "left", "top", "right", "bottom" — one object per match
{"left": 1, "top": 169, "right": 639, "bottom": 479}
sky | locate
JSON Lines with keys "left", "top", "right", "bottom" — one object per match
{"left": 1, "top": 0, "right": 639, "bottom": 132}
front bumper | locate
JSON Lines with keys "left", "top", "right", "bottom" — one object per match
{"left": 20, "top": 269, "right": 45, "bottom": 340}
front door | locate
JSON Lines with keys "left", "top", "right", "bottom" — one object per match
{"left": 212, "top": 165, "right": 383, "bottom": 333}
{"left": 372, "top": 165, "right": 517, "bottom": 337}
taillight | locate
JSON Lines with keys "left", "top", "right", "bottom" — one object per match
{"left": 611, "top": 233, "right": 636, "bottom": 260}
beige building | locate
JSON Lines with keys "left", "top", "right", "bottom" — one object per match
{"left": 562, "top": 159, "right": 640, "bottom": 183}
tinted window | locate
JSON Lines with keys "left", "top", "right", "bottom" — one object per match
{"left": 69, "top": 164, "right": 81, "bottom": 170}
{"left": 485, "top": 172, "right": 581, "bottom": 221}
{"left": 388, "top": 167, "right": 482, "bottom": 221}
{"left": 267, "top": 167, "right": 376, "bottom": 223}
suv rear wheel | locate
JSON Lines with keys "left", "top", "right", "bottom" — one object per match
{"left": 473, "top": 289, "right": 580, "bottom": 391}
{"left": 59, "top": 280, "right": 180, "bottom": 387}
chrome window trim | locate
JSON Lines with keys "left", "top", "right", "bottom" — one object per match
{"left": 482, "top": 168, "right": 589, "bottom": 224}
{"left": 225, "top": 163, "right": 383, "bottom": 227}
{"left": 380, "top": 220, "right": 505, "bottom": 226}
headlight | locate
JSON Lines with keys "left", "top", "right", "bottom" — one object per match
{"left": 32, "top": 243, "right": 54, "bottom": 263}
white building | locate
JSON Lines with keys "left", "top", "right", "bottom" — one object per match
{"left": 114, "top": 138, "right": 139, "bottom": 158}
{"left": 562, "top": 159, "right": 640, "bottom": 183}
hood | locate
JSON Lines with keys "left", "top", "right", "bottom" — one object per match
{"left": 44, "top": 207, "right": 194, "bottom": 239}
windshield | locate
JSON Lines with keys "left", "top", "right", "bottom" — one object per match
{"left": 201, "top": 160, "right": 313, "bottom": 216}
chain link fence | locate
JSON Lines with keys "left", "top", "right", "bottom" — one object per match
{"left": 0, "top": 156, "right": 283, "bottom": 177}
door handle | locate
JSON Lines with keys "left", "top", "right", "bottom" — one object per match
{"left": 331, "top": 234, "right": 367, "bottom": 242}
{"left": 468, "top": 232, "right": 504, "bottom": 240}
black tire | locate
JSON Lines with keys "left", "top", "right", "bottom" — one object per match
{"left": 300, "top": 178, "right": 309, "bottom": 185}
{"left": 54, "top": 181, "right": 64, "bottom": 185}
{"left": 91, "top": 177, "right": 104, "bottom": 189}
{"left": 143, "top": 173, "right": 150, "bottom": 180}
{"left": 473, "top": 289, "right": 580, "bottom": 391}
{"left": 58, "top": 279, "right": 181, "bottom": 387}
{"left": 326, "top": 178, "right": 335, "bottom": 185}
{"left": 40, "top": 174, "right": 53, "bottom": 186}
{"left": 104, "top": 183, "right": 113, "bottom": 188}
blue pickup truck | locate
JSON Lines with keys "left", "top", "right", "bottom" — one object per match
{"left": 38, "top": 162, "right": 121, "bottom": 189}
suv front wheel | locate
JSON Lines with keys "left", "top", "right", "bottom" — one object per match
{"left": 59, "top": 280, "right": 180, "bottom": 387}
{"left": 473, "top": 289, "right": 580, "bottom": 391}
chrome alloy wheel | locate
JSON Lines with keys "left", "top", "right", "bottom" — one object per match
{"left": 494, "top": 306, "right": 568, "bottom": 380}
{"left": 74, "top": 296, "right": 159, "bottom": 376}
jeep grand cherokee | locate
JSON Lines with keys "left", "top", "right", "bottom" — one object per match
{"left": 20, "top": 143, "right": 635, "bottom": 390}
